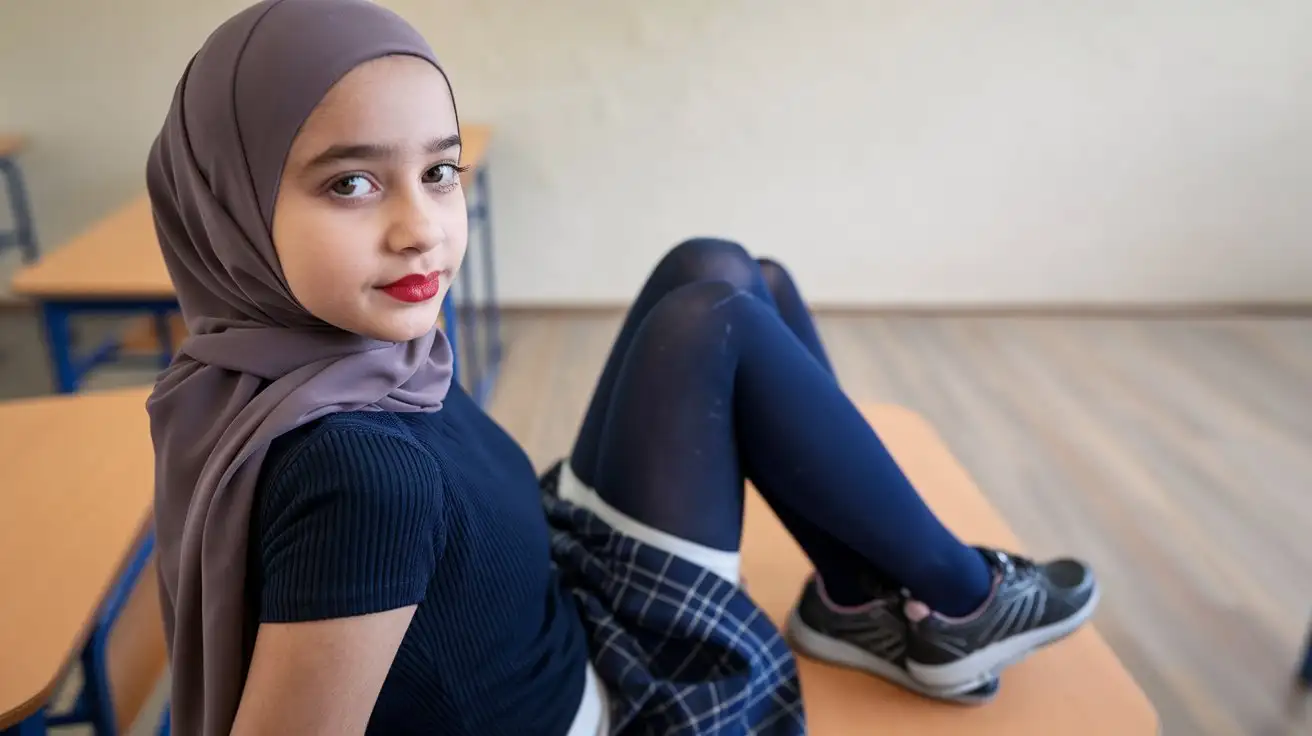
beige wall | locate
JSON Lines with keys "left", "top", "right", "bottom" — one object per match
{"left": 3, "top": 0, "right": 1310, "bottom": 306}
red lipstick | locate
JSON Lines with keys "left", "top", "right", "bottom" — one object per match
{"left": 378, "top": 271, "right": 443, "bottom": 303}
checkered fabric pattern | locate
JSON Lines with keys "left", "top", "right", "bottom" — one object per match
{"left": 540, "top": 461, "right": 806, "bottom": 735}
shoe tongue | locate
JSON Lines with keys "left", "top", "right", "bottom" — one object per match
{"left": 979, "top": 547, "right": 1012, "bottom": 571}
{"left": 982, "top": 548, "right": 1037, "bottom": 580}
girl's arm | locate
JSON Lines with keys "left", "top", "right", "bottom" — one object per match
{"left": 240, "top": 426, "right": 445, "bottom": 734}
{"left": 231, "top": 607, "right": 417, "bottom": 736}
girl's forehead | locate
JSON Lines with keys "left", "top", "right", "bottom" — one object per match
{"left": 284, "top": 57, "right": 458, "bottom": 171}
{"left": 320, "top": 56, "right": 452, "bottom": 114}
{"left": 302, "top": 58, "right": 454, "bottom": 131}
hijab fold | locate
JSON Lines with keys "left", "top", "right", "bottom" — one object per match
{"left": 144, "top": 2, "right": 455, "bottom": 733}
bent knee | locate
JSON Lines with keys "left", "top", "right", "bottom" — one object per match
{"left": 669, "top": 236, "right": 750, "bottom": 262}
{"left": 658, "top": 237, "right": 758, "bottom": 291}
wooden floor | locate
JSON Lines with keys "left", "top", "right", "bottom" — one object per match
{"left": 2, "top": 309, "right": 1310, "bottom": 734}
{"left": 486, "top": 311, "right": 1312, "bottom": 736}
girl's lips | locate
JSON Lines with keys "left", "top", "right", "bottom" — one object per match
{"left": 378, "top": 271, "right": 442, "bottom": 303}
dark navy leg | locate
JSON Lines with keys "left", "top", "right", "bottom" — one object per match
{"left": 589, "top": 279, "right": 994, "bottom": 613}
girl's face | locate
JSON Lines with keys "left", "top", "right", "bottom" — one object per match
{"left": 272, "top": 55, "right": 468, "bottom": 342}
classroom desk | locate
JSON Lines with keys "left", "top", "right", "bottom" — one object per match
{"left": 0, "top": 387, "right": 158, "bottom": 735}
{"left": 0, "top": 134, "right": 39, "bottom": 263}
{"left": 10, "top": 124, "right": 502, "bottom": 402}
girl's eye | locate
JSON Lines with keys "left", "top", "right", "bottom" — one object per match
{"left": 423, "top": 163, "right": 464, "bottom": 190}
{"left": 328, "top": 174, "right": 377, "bottom": 198}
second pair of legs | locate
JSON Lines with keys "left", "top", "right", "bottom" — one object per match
{"left": 566, "top": 237, "right": 1100, "bottom": 702}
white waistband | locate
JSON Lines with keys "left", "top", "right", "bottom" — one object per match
{"left": 555, "top": 460, "right": 741, "bottom": 584}
{"left": 565, "top": 662, "right": 609, "bottom": 736}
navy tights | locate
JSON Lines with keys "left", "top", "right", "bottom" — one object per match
{"left": 568, "top": 238, "right": 992, "bottom": 615}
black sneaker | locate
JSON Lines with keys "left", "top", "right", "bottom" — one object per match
{"left": 904, "top": 547, "right": 1099, "bottom": 694}
{"left": 785, "top": 574, "right": 1001, "bottom": 705}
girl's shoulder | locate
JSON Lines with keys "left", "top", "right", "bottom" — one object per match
{"left": 258, "top": 410, "right": 444, "bottom": 515}
{"left": 250, "top": 410, "right": 449, "bottom": 623}
{"left": 267, "top": 410, "right": 431, "bottom": 468}
{"left": 276, "top": 408, "right": 425, "bottom": 447}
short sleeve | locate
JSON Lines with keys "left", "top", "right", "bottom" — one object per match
{"left": 254, "top": 426, "right": 445, "bottom": 623}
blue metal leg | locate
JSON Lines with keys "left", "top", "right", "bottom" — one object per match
{"left": 80, "top": 629, "right": 118, "bottom": 736}
{"left": 0, "top": 156, "right": 39, "bottom": 263}
{"left": 451, "top": 166, "right": 502, "bottom": 405}
{"left": 1300, "top": 617, "right": 1312, "bottom": 686}
{"left": 1, "top": 709, "right": 47, "bottom": 735}
{"left": 443, "top": 290, "right": 460, "bottom": 386}
{"left": 475, "top": 167, "right": 501, "bottom": 363}
{"left": 456, "top": 259, "right": 481, "bottom": 399}
{"left": 40, "top": 301, "right": 79, "bottom": 394}
{"left": 473, "top": 167, "right": 502, "bottom": 405}
{"left": 158, "top": 705, "right": 170, "bottom": 736}
{"left": 101, "top": 533, "right": 155, "bottom": 630}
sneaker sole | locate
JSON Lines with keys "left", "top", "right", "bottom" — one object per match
{"left": 784, "top": 609, "right": 999, "bottom": 705}
{"left": 907, "top": 581, "right": 1101, "bottom": 693}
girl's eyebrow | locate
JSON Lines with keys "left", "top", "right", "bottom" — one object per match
{"left": 304, "top": 134, "right": 462, "bottom": 169}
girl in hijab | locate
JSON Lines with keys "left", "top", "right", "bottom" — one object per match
{"left": 146, "top": 1, "right": 1100, "bottom": 733}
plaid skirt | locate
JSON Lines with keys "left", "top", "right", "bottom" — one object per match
{"left": 539, "top": 461, "right": 806, "bottom": 735}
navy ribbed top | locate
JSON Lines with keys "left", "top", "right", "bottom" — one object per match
{"left": 246, "top": 383, "right": 589, "bottom": 735}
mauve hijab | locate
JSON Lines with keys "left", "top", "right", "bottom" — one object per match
{"left": 144, "top": 1, "right": 455, "bottom": 733}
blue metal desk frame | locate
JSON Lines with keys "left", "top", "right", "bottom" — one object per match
{"left": 40, "top": 299, "right": 180, "bottom": 394}
{"left": 0, "top": 152, "right": 39, "bottom": 264}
